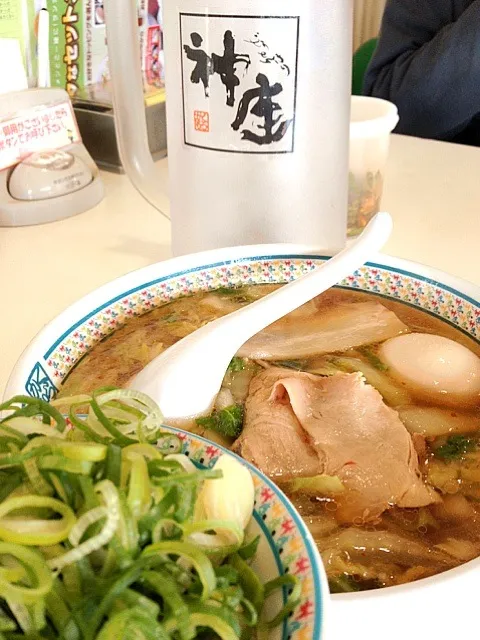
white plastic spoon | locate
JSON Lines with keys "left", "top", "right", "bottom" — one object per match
{"left": 129, "top": 212, "right": 393, "bottom": 422}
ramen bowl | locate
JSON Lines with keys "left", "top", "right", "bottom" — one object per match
{"left": 5, "top": 244, "right": 480, "bottom": 640}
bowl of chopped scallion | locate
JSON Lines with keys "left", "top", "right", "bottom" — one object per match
{"left": 0, "top": 389, "right": 328, "bottom": 639}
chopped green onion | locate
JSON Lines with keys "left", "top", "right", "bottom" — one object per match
{"left": 155, "top": 435, "right": 182, "bottom": 454}
{"left": 0, "top": 396, "right": 66, "bottom": 433}
{"left": 104, "top": 444, "right": 122, "bottom": 486}
{"left": 89, "top": 395, "right": 137, "bottom": 446}
{"left": 38, "top": 456, "right": 93, "bottom": 476}
{"left": 143, "top": 540, "right": 216, "bottom": 600}
{"left": 230, "top": 553, "right": 264, "bottom": 612}
{"left": 141, "top": 570, "right": 191, "bottom": 639}
{"left": 68, "top": 506, "right": 107, "bottom": 546}
{"left": 238, "top": 535, "right": 261, "bottom": 561}
{"left": 47, "top": 480, "right": 120, "bottom": 573}
{"left": 2, "top": 417, "right": 65, "bottom": 440}
{"left": 260, "top": 574, "right": 301, "bottom": 630}
{"left": 45, "top": 583, "right": 71, "bottom": 632}
{"left": 0, "top": 542, "right": 53, "bottom": 604}
{"left": 112, "top": 587, "right": 160, "bottom": 618}
{"left": 0, "top": 471, "right": 25, "bottom": 503}
{"left": 165, "top": 602, "right": 241, "bottom": 640}
{"left": 0, "top": 389, "right": 288, "bottom": 640}
{"left": 126, "top": 453, "right": 151, "bottom": 518}
{"left": 95, "top": 606, "right": 169, "bottom": 640}
{"left": 0, "top": 496, "right": 75, "bottom": 545}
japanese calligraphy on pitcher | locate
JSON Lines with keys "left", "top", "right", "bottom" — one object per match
{"left": 180, "top": 13, "right": 299, "bottom": 154}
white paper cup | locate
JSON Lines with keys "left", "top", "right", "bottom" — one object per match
{"left": 348, "top": 96, "right": 399, "bottom": 237}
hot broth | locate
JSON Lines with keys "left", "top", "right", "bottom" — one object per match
{"left": 57, "top": 286, "right": 480, "bottom": 592}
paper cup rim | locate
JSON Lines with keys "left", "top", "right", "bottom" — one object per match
{"left": 350, "top": 95, "right": 399, "bottom": 139}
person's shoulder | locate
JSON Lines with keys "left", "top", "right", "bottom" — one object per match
{"left": 451, "top": 0, "right": 478, "bottom": 15}
{"left": 383, "top": 0, "right": 472, "bottom": 22}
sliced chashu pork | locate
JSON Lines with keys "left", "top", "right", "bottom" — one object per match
{"left": 231, "top": 368, "right": 320, "bottom": 480}
{"left": 233, "top": 368, "right": 438, "bottom": 522}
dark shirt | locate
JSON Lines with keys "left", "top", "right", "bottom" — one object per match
{"left": 364, "top": 0, "right": 480, "bottom": 146}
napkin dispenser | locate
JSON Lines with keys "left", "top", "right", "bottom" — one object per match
{"left": 0, "top": 88, "right": 104, "bottom": 227}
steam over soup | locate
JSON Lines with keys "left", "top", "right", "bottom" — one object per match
{"left": 57, "top": 286, "right": 480, "bottom": 593}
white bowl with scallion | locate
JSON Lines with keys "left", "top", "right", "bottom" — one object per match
{"left": 0, "top": 388, "right": 327, "bottom": 640}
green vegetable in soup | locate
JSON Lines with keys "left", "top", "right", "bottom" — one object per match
{"left": 196, "top": 405, "right": 244, "bottom": 439}
{"left": 357, "top": 346, "right": 389, "bottom": 372}
{"left": 213, "top": 287, "right": 252, "bottom": 303}
{"left": 331, "top": 356, "right": 411, "bottom": 406}
{"left": 288, "top": 475, "right": 345, "bottom": 496}
{"left": 328, "top": 575, "right": 361, "bottom": 593}
{"left": 329, "top": 575, "right": 384, "bottom": 593}
{"left": 304, "top": 356, "right": 343, "bottom": 377}
{"left": 227, "top": 357, "right": 246, "bottom": 373}
{"left": 398, "top": 406, "right": 480, "bottom": 438}
{"left": 215, "top": 286, "right": 245, "bottom": 296}
{"left": 162, "top": 312, "right": 180, "bottom": 324}
{"left": 435, "top": 436, "right": 477, "bottom": 460}
{"left": 273, "top": 360, "right": 310, "bottom": 371}
{"left": 427, "top": 459, "right": 459, "bottom": 492}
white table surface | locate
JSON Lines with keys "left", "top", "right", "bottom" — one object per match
{"left": 1, "top": 133, "right": 479, "bottom": 395}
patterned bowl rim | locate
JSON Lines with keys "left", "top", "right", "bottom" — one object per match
{"left": 162, "top": 423, "right": 328, "bottom": 639}
{"left": 4, "top": 243, "right": 480, "bottom": 612}
{"left": 6, "top": 244, "right": 479, "bottom": 395}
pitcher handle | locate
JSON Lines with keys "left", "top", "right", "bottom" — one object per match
{"left": 104, "top": 0, "right": 169, "bottom": 219}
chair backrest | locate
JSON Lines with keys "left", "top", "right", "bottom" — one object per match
{"left": 352, "top": 37, "right": 378, "bottom": 95}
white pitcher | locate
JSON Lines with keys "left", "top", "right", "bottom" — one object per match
{"left": 104, "top": 0, "right": 353, "bottom": 256}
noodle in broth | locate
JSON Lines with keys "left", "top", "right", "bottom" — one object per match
{"left": 57, "top": 286, "right": 480, "bottom": 593}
